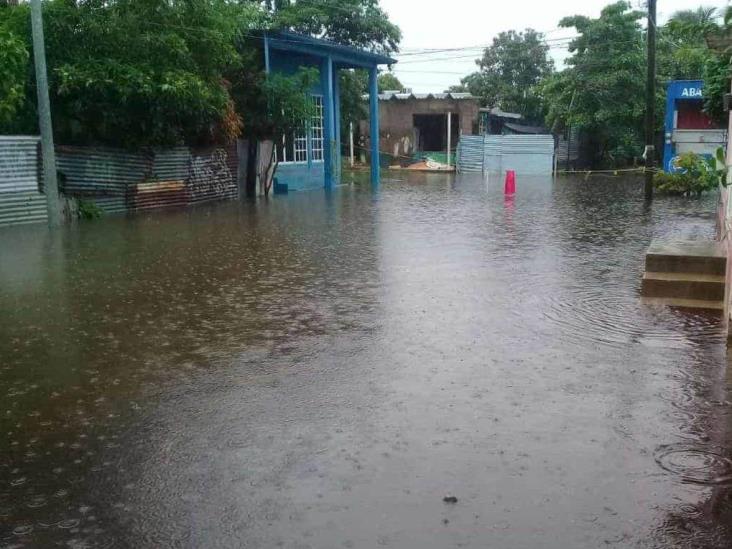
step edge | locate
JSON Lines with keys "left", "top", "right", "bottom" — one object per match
{"left": 640, "top": 296, "right": 725, "bottom": 310}
{"left": 642, "top": 272, "right": 727, "bottom": 283}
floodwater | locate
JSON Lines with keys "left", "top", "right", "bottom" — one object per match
{"left": 2, "top": 172, "right": 732, "bottom": 548}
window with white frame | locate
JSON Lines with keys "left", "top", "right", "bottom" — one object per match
{"left": 275, "top": 133, "right": 291, "bottom": 164}
{"left": 294, "top": 131, "right": 308, "bottom": 162}
{"left": 310, "top": 96, "right": 324, "bottom": 162}
{"left": 276, "top": 95, "right": 325, "bottom": 164}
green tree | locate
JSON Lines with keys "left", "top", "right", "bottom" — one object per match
{"left": 378, "top": 71, "right": 402, "bottom": 92}
{"left": 542, "top": 2, "right": 646, "bottom": 167}
{"left": 445, "top": 84, "right": 469, "bottom": 93}
{"left": 0, "top": 0, "right": 400, "bottom": 154}
{"left": 0, "top": 0, "right": 262, "bottom": 147}
{"left": 269, "top": 0, "right": 401, "bottom": 54}
{"left": 459, "top": 29, "right": 553, "bottom": 122}
{"left": 339, "top": 68, "right": 368, "bottom": 129}
{"left": 0, "top": 27, "right": 28, "bottom": 126}
{"left": 231, "top": 62, "right": 317, "bottom": 195}
{"left": 659, "top": 6, "right": 719, "bottom": 81}
{"left": 704, "top": 48, "right": 732, "bottom": 123}
{"left": 655, "top": 6, "right": 732, "bottom": 125}
{"left": 666, "top": 6, "right": 719, "bottom": 39}
{"left": 264, "top": 0, "right": 400, "bottom": 151}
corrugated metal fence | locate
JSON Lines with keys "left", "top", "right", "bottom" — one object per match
{"left": 0, "top": 138, "right": 240, "bottom": 226}
{"left": 455, "top": 135, "right": 484, "bottom": 173}
{"left": 57, "top": 143, "right": 239, "bottom": 214}
{"left": 556, "top": 128, "right": 580, "bottom": 168}
{"left": 0, "top": 136, "right": 47, "bottom": 227}
{"left": 458, "top": 134, "right": 556, "bottom": 175}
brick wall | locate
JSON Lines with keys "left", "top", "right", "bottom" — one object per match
{"left": 360, "top": 98, "right": 480, "bottom": 162}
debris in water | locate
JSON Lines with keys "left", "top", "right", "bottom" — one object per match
{"left": 443, "top": 495, "right": 458, "bottom": 504}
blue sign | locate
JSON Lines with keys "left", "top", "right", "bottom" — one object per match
{"left": 679, "top": 86, "right": 703, "bottom": 98}
{"left": 668, "top": 80, "right": 704, "bottom": 100}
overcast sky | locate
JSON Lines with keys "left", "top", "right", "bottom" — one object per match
{"left": 378, "top": 0, "right": 730, "bottom": 93}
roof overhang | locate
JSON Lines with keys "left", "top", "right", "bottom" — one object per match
{"left": 267, "top": 31, "right": 396, "bottom": 69}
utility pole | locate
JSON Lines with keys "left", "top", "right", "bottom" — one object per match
{"left": 30, "top": 0, "right": 61, "bottom": 227}
{"left": 644, "top": 0, "right": 657, "bottom": 201}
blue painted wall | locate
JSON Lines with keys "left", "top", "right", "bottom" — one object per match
{"left": 663, "top": 79, "right": 704, "bottom": 172}
{"left": 269, "top": 50, "right": 329, "bottom": 192}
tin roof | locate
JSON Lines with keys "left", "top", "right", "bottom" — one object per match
{"left": 364, "top": 92, "right": 476, "bottom": 101}
{"left": 503, "top": 122, "right": 549, "bottom": 135}
{"left": 478, "top": 107, "right": 523, "bottom": 119}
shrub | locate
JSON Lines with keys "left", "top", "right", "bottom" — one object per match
{"left": 653, "top": 149, "right": 727, "bottom": 196}
{"left": 77, "top": 199, "right": 103, "bottom": 220}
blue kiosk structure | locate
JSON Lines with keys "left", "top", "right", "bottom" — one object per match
{"left": 663, "top": 79, "right": 726, "bottom": 172}
{"left": 263, "top": 31, "right": 395, "bottom": 191}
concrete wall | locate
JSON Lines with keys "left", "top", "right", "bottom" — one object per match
{"left": 721, "top": 82, "right": 732, "bottom": 334}
{"left": 360, "top": 98, "right": 479, "bottom": 162}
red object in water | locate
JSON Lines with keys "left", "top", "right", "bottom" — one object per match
{"left": 505, "top": 170, "right": 516, "bottom": 195}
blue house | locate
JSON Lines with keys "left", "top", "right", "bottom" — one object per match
{"left": 263, "top": 31, "right": 396, "bottom": 191}
{"left": 663, "top": 79, "right": 726, "bottom": 172}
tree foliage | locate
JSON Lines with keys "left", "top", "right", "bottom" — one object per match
{"left": 542, "top": 2, "right": 647, "bottom": 167}
{"left": 444, "top": 2, "right": 729, "bottom": 168}
{"left": 264, "top": 0, "right": 401, "bottom": 146}
{"left": 0, "top": 27, "right": 28, "bottom": 126}
{"left": 458, "top": 29, "right": 554, "bottom": 122}
{"left": 376, "top": 72, "right": 404, "bottom": 93}
{"left": 268, "top": 0, "right": 400, "bottom": 54}
{"left": 0, "top": 0, "right": 400, "bottom": 150}
{"left": 235, "top": 65, "right": 318, "bottom": 142}
{"left": 0, "top": 0, "right": 262, "bottom": 146}
{"left": 654, "top": 149, "right": 727, "bottom": 195}
{"left": 541, "top": 2, "right": 731, "bottom": 168}
{"left": 377, "top": 71, "right": 403, "bottom": 92}
{"left": 339, "top": 69, "right": 368, "bottom": 128}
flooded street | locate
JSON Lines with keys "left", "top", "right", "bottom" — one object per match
{"left": 3, "top": 172, "right": 732, "bottom": 548}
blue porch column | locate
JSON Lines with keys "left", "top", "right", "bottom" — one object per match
{"left": 322, "top": 56, "right": 335, "bottom": 189}
{"left": 333, "top": 67, "right": 341, "bottom": 182}
{"left": 663, "top": 82, "right": 677, "bottom": 172}
{"left": 369, "top": 67, "right": 380, "bottom": 185}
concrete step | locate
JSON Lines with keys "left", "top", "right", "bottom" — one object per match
{"left": 641, "top": 271, "right": 726, "bottom": 301}
{"left": 646, "top": 240, "right": 727, "bottom": 276}
{"left": 640, "top": 296, "right": 725, "bottom": 312}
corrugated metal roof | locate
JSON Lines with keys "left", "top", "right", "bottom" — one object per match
{"left": 479, "top": 107, "right": 523, "bottom": 119}
{"left": 503, "top": 122, "right": 549, "bottom": 135}
{"left": 364, "top": 92, "right": 476, "bottom": 101}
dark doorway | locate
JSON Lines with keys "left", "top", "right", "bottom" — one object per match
{"left": 414, "top": 114, "right": 446, "bottom": 152}
{"left": 413, "top": 113, "right": 459, "bottom": 153}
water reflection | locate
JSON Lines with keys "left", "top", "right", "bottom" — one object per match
{"left": 0, "top": 173, "right": 731, "bottom": 548}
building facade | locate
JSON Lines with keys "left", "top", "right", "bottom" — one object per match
{"left": 359, "top": 93, "right": 479, "bottom": 166}
{"left": 263, "top": 32, "right": 395, "bottom": 192}
{"left": 664, "top": 79, "right": 727, "bottom": 172}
